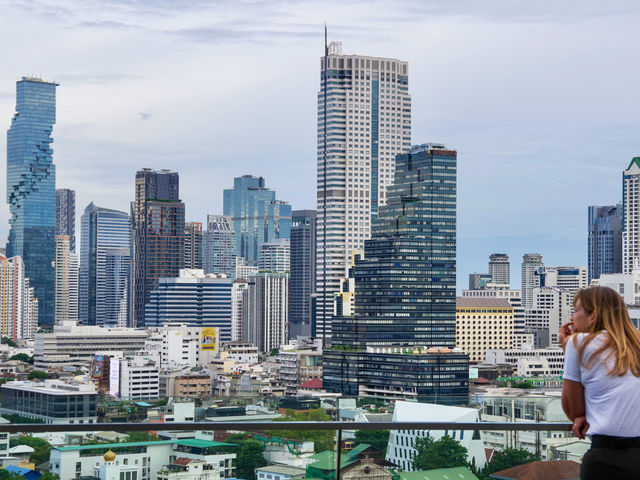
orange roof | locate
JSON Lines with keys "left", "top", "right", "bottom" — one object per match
{"left": 490, "top": 460, "right": 580, "bottom": 480}
{"left": 299, "top": 378, "right": 322, "bottom": 389}
{"left": 173, "top": 457, "right": 196, "bottom": 466}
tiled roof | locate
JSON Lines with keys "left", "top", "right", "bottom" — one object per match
{"left": 490, "top": 460, "right": 580, "bottom": 480}
{"left": 299, "top": 378, "right": 322, "bottom": 389}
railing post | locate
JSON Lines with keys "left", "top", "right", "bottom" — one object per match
{"left": 336, "top": 426, "right": 342, "bottom": 480}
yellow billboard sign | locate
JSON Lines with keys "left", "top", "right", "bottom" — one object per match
{"left": 201, "top": 327, "right": 218, "bottom": 352}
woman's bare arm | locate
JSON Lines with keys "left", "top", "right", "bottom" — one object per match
{"left": 561, "top": 378, "right": 586, "bottom": 421}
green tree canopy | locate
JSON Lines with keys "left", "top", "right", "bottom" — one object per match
{"left": 235, "top": 439, "right": 267, "bottom": 480}
{"left": 9, "top": 353, "right": 32, "bottom": 364}
{"left": 27, "top": 370, "right": 48, "bottom": 380}
{"left": 481, "top": 448, "right": 540, "bottom": 478}
{"left": 354, "top": 430, "right": 390, "bottom": 455}
{"left": 269, "top": 408, "right": 334, "bottom": 453}
{"left": 2, "top": 337, "right": 17, "bottom": 347}
{"left": 126, "top": 431, "right": 160, "bottom": 443}
{"left": 10, "top": 435, "right": 52, "bottom": 465}
{"left": 411, "top": 435, "right": 469, "bottom": 471}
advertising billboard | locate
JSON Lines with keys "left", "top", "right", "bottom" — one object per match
{"left": 201, "top": 327, "right": 218, "bottom": 352}
{"left": 109, "top": 358, "right": 120, "bottom": 397}
{"left": 91, "top": 355, "right": 105, "bottom": 380}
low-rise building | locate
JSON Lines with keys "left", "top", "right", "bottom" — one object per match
{"left": 256, "top": 465, "right": 306, "bottom": 480}
{"left": 160, "top": 372, "right": 212, "bottom": 398}
{"left": 485, "top": 346, "right": 564, "bottom": 377}
{"left": 49, "top": 439, "right": 236, "bottom": 480}
{"left": 34, "top": 321, "right": 148, "bottom": 370}
{"left": 157, "top": 458, "right": 221, "bottom": 480}
{"left": 0, "top": 379, "right": 97, "bottom": 424}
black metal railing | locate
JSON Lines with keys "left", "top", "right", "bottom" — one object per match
{"left": 1, "top": 421, "right": 575, "bottom": 480}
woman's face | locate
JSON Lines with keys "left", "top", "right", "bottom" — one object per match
{"left": 572, "top": 299, "right": 596, "bottom": 333}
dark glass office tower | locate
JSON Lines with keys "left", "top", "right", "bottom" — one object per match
{"left": 56, "top": 189, "right": 76, "bottom": 252}
{"left": 588, "top": 204, "right": 622, "bottom": 282}
{"left": 130, "top": 169, "right": 185, "bottom": 327}
{"left": 323, "top": 144, "right": 469, "bottom": 404}
{"left": 6, "top": 78, "right": 58, "bottom": 326}
{"left": 289, "top": 210, "right": 317, "bottom": 338}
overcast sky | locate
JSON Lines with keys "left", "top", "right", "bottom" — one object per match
{"left": 1, "top": 0, "right": 639, "bottom": 289}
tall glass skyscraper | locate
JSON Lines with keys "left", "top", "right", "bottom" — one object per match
{"left": 323, "top": 144, "right": 469, "bottom": 405}
{"left": 6, "top": 77, "right": 58, "bottom": 326}
{"left": 56, "top": 188, "right": 75, "bottom": 252}
{"left": 223, "top": 175, "right": 291, "bottom": 265}
{"left": 316, "top": 42, "right": 411, "bottom": 341}
{"left": 588, "top": 204, "right": 622, "bottom": 283}
{"left": 79, "top": 203, "right": 130, "bottom": 326}
{"left": 130, "top": 169, "right": 185, "bottom": 327}
{"left": 202, "top": 215, "right": 236, "bottom": 278}
{"left": 289, "top": 210, "right": 316, "bottom": 338}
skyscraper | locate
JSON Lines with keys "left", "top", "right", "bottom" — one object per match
{"left": 488, "top": 253, "right": 510, "bottom": 286}
{"left": 323, "top": 144, "right": 469, "bottom": 404}
{"left": 79, "top": 203, "right": 130, "bottom": 326}
{"left": 202, "top": 215, "right": 236, "bottom": 278}
{"left": 54, "top": 235, "right": 78, "bottom": 323}
{"left": 243, "top": 272, "right": 289, "bottom": 353}
{"left": 258, "top": 239, "right": 290, "bottom": 274}
{"left": 56, "top": 189, "right": 76, "bottom": 252}
{"left": 223, "top": 175, "right": 291, "bottom": 265}
{"left": 145, "top": 270, "right": 232, "bottom": 342}
{"left": 184, "top": 222, "right": 203, "bottom": 269}
{"left": 316, "top": 41, "right": 411, "bottom": 341}
{"left": 623, "top": 158, "right": 640, "bottom": 274}
{"left": 0, "top": 255, "right": 39, "bottom": 340}
{"left": 289, "top": 210, "right": 317, "bottom": 338}
{"left": 6, "top": 77, "right": 58, "bottom": 326}
{"left": 588, "top": 204, "right": 622, "bottom": 282}
{"left": 521, "top": 253, "right": 544, "bottom": 309}
{"left": 130, "top": 169, "right": 185, "bottom": 327}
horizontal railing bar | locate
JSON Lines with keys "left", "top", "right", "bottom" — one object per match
{"left": 0, "top": 421, "right": 572, "bottom": 434}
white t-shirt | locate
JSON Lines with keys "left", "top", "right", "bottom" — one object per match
{"left": 563, "top": 331, "right": 640, "bottom": 437}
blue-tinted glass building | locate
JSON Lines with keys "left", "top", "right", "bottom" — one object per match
{"left": 145, "top": 271, "right": 232, "bottom": 342}
{"left": 289, "top": 210, "right": 316, "bottom": 338}
{"left": 223, "top": 175, "right": 291, "bottom": 265}
{"left": 79, "top": 203, "right": 130, "bottom": 326}
{"left": 588, "top": 204, "right": 622, "bottom": 283}
{"left": 6, "top": 78, "right": 58, "bottom": 326}
{"left": 323, "top": 144, "right": 469, "bottom": 405}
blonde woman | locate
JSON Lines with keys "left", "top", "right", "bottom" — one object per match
{"left": 560, "top": 286, "right": 640, "bottom": 479}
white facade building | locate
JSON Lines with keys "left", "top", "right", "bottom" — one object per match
{"left": 316, "top": 42, "right": 411, "bottom": 339}
{"left": 534, "top": 266, "right": 588, "bottom": 295}
{"left": 120, "top": 355, "right": 160, "bottom": 399}
{"left": 623, "top": 157, "right": 640, "bottom": 273}
{"left": 386, "top": 401, "right": 486, "bottom": 472}
{"left": 0, "top": 255, "right": 38, "bottom": 340}
{"left": 34, "top": 321, "right": 148, "bottom": 369}
{"left": 521, "top": 254, "right": 543, "bottom": 310}
{"left": 485, "top": 345, "right": 565, "bottom": 377}
{"left": 243, "top": 273, "right": 289, "bottom": 352}
{"left": 258, "top": 239, "right": 290, "bottom": 274}
{"left": 235, "top": 257, "right": 258, "bottom": 282}
{"left": 231, "top": 279, "right": 248, "bottom": 342}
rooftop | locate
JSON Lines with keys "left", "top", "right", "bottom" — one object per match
{"left": 456, "top": 297, "right": 513, "bottom": 309}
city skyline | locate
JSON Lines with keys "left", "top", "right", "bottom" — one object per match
{"left": 1, "top": 1, "right": 640, "bottom": 291}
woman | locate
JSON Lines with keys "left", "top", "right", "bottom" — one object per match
{"left": 561, "top": 286, "right": 640, "bottom": 479}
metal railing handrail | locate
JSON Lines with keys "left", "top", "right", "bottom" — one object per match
{"left": 0, "top": 420, "right": 573, "bottom": 433}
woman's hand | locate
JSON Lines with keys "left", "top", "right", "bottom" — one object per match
{"left": 572, "top": 415, "right": 589, "bottom": 439}
{"left": 559, "top": 321, "right": 574, "bottom": 351}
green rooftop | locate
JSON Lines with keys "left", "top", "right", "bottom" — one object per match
{"left": 55, "top": 438, "right": 236, "bottom": 452}
{"left": 627, "top": 157, "right": 640, "bottom": 171}
{"left": 394, "top": 466, "right": 479, "bottom": 480}
{"left": 307, "top": 444, "right": 371, "bottom": 471}
{"left": 55, "top": 440, "right": 174, "bottom": 451}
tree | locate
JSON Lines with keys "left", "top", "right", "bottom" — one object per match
{"left": 10, "top": 435, "right": 52, "bottom": 465}
{"left": 27, "top": 370, "right": 48, "bottom": 380}
{"left": 411, "top": 435, "right": 469, "bottom": 471}
{"left": 354, "top": 430, "right": 390, "bottom": 455}
{"left": 225, "top": 433, "right": 267, "bottom": 480}
{"left": 38, "top": 474, "right": 60, "bottom": 480}
{"left": 126, "top": 431, "right": 160, "bottom": 442}
{"left": 9, "top": 353, "right": 33, "bottom": 364}
{"left": 2, "top": 337, "right": 17, "bottom": 347}
{"left": 481, "top": 448, "right": 539, "bottom": 478}
{"left": 269, "top": 408, "right": 334, "bottom": 453}
{"left": 0, "top": 470, "right": 21, "bottom": 479}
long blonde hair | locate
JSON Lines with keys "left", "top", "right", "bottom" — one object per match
{"left": 573, "top": 286, "right": 640, "bottom": 376}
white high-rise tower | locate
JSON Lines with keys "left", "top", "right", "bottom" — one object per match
{"left": 316, "top": 39, "right": 411, "bottom": 340}
{"left": 623, "top": 157, "right": 640, "bottom": 274}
